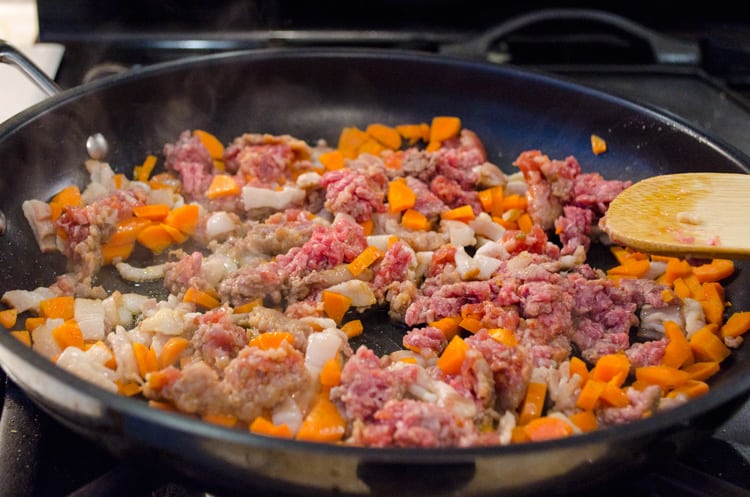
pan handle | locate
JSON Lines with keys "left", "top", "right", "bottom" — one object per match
{"left": 0, "top": 40, "right": 62, "bottom": 97}
{"left": 439, "top": 8, "right": 700, "bottom": 66}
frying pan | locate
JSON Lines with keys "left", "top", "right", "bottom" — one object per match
{"left": 1, "top": 42, "right": 750, "bottom": 497}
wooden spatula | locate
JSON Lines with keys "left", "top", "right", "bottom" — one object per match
{"left": 600, "top": 172, "right": 750, "bottom": 259}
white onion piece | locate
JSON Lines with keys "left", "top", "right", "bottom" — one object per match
{"left": 454, "top": 246, "right": 476, "bottom": 280}
{"left": 148, "top": 187, "right": 178, "bottom": 208}
{"left": 365, "top": 234, "right": 392, "bottom": 253}
{"left": 2, "top": 287, "right": 56, "bottom": 314}
{"left": 74, "top": 298, "right": 106, "bottom": 341}
{"left": 468, "top": 212, "right": 505, "bottom": 241}
{"left": 242, "top": 186, "right": 305, "bottom": 210}
{"left": 682, "top": 298, "right": 707, "bottom": 338}
{"left": 305, "top": 329, "right": 343, "bottom": 378}
{"left": 475, "top": 240, "right": 509, "bottom": 261}
{"left": 414, "top": 251, "right": 433, "bottom": 282}
{"left": 202, "top": 253, "right": 238, "bottom": 287}
{"left": 441, "top": 220, "right": 476, "bottom": 247}
{"left": 108, "top": 326, "right": 140, "bottom": 382}
{"left": 271, "top": 398, "right": 303, "bottom": 434}
{"left": 474, "top": 254, "right": 503, "bottom": 280}
{"left": 299, "top": 316, "right": 338, "bottom": 331}
{"left": 21, "top": 200, "right": 57, "bottom": 252}
{"left": 324, "top": 280, "right": 376, "bottom": 307}
{"left": 56, "top": 345, "right": 118, "bottom": 393}
{"left": 139, "top": 308, "right": 185, "bottom": 336}
{"left": 31, "top": 318, "right": 64, "bottom": 359}
{"left": 121, "top": 293, "right": 150, "bottom": 314}
{"left": 295, "top": 171, "right": 321, "bottom": 189}
{"left": 205, "top": 211, "right": 237, "bottom": 240}
{"left": 115, "top": 262, "right": 166, "bottom": 282}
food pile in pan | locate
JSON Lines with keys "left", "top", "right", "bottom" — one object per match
{"left": 2, "top": 116, "right": 748, "bottom": 447}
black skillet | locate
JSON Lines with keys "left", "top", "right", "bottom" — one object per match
{"left": 1, "top": 41, "right": 750, "bottom": 497}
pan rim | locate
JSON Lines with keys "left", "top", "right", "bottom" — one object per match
{"left": 1, "top": 46, "right": 749, "bottom": 462}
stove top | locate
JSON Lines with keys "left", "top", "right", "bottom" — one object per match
{"left": 3, "top": 4, "right": 750, "bottom": 497}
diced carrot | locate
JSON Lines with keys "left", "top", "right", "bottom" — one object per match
{"left": 569, "top": 410, "right": 598, "bottom": 433}
{"left": 662, "top": 258, "right": 693, "bottom": 286}
{"left": 401, "top": 208, "right": 431, "bottom": 231}
{"left": 600, "top": 381, "right": 629, "bottom": 407}
{"left": 40, "top": 296, "right": 75, "bottom": 320}
{"left": 249, "top": 331, "right": 295, "bottom": 350}
{"left": 429, "top": 116, "right": 461, "bottom": 143}
{"left": 511, "top": 426, "right": 531, "bottom": 444}
{"left": 500, "top": 194, "right": 527, "bottom": 211}
{"left": 518, "top": 382, "right": 547, "bottom": 425}
{"left": 720, "top": 311, "right": 750, "bottom": 338}
{"left": 101, "top": 241, "right": 135, "bottom": 265}
{"left": 51, "top": 185, "right": 83, "bottom": 208}
{"left": 250, "top": 416, "right": 293, "bottom": 438}
{"left": 590, "top": 353, "right": 630, "bottom": 387}
{"left": 10, "top": 330, "right": 31, "bottom": 347}
{"left": 488, "top": 327, "right": 518, "bottom": 347}
{"left": 202, "top": 413, "right": 239, "bottom": 428}
{"left": 193, "top": 129, "right": 225, "bottom": 160}
{"left": 692, "top": 259, "right": 735, "bottom": 283}
{"left": 458, "top": 316, "right": 483, "bottom": 334}
{"left": 635, "top": 365, "right": 691, "bottom": 391}
{"left": 148, "top": 400, "right": 177, "bottom": 411}
{"left": 133, "top": 154, "right": 158, "bottom": 182}
{"left": 25, "top": 317, "right": 45, "bottom": 331}
{"left": 233, "top": 298, "right": 262, "bottom": 314}
{"left": 607, "top": 259, "right": 651, "bottom": 278}
{"left": 132, "top": 342, "right": 159, "bottom": 378}
{"left": 569, "top": 356, "right": 589, "bottom": 385}
{"left": 318, "top": 150, "right": 346, "bottom": 171}
{"left": 321, "top": 290, "right": 352, "bottom": 325}
{"left": 672, "top": 278, "right": 691, "bottom": 300}
{"left": 440, "top": 205, "right": 475, "bottom": 222}
{"left": 356, "top": 138, "right": 384, "bottom": 156}
{"left": 320, "top": 357, "right": 342, "bottom": 387}
{"left": 51, "top": 320, "right": 85, "bottom": 349}
{"left": 437, "top": 335, "right": 469, "bottom": 375}
{"left": 133, "top": 204, "right": 171, "bottom": 221}
{"left": 590, "top": 134, "right": 607, "bottom": 155}
{"left": 478, "top": 188, "right": 494, "bottom": 213}
{"left": 395, "top": 123, "right": 430, "bottom": 144}
{"left": 164, "top": 204, "right": 200, "bottom": 235}
{"left": 523, "top": 416, "right": 574, "bottom": 442}
{"left": 206, "top": 174, "right": 240, "bottom": 199}
{"left": 682, "top": 361, "right": 720, "bottom": 381}
{"left": 429, "top": 315, "right": 462, "bottom": 340}
{"left": 158, "top": 337, "right": 191, "bottom": 368}
{"left": 337, "top": 127, "right": 370, "bottom": 158}
{"left": 136, "top": 224, "right": 174, "bottom": 253}
{"left": 576, "top": 378, "right": 605, "bottom": 411}
{"left": 359, "top": 219, "right": 374, "bottom": 236}
{"left": 387, "top": 178, "right": 417, "bottom": 213}
{"left": 116, "top": 381, "right": 142, "bottom": 397}
{"left": 700, "top": 282, "right": 726, "bottom": 325}
{"left": 667, "top": 379, "right": 709, "bottom": 399}
{"left": 0, "top": 308, "right": 18, "bottom": 328}
{"left": 366, "top": 123, "right": 402, "bottom": 150}
{"left": 296, "top": 393, "right": 346, "bottom": 443}
{"left": 683, "top": 273, "right": 704, "bottom": 300}
{"left": 341, "top": 319, "right": 364, "bottom": 338}
{"left": 662, "top": 320, "right": 693, "bottom": 369}
{"left": 161, "top": 223, "right": 188, "bottom": 244}
{"left": 183, "top": 287, "right": 221, "bottom": 309}
{"left": 347, "top": 246, "right": 384, "bottom": 276}
{"left": 107, "top": 216, "right": 153, "bottom": 246}
{"left": 690, "top": 324, "right": 731, "bottom": 363}
{"left": 517, "top": 213, "right": 534, "bottom": 234}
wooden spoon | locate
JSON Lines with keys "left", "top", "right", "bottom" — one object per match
{"left": 600, "top": 172, "right": 750, "bottom": 260}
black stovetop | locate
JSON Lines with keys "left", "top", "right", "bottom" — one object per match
{"left": 4, "top": 5, "right": 750, "bottom": 497}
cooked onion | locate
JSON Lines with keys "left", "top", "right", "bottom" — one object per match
{"left": 115, "top": 262, "right": 166, "bottom": 282}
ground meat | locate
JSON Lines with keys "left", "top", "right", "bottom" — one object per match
{"left": 242, "top": 306, "right": 313, "bottom": 350}
{"left": 571, "top": 172, "right": 631, "bottom": 215}
{"left": 275, "top": 214, "right": 366, "bottom": 278}
{"left": 405, "top": 176, "right": 447, "bottom": 218}
{"left": 223, "top": 133, "right": 302, "bottom": 186}
{"left": 222, "top": 341, "right": 311, "bottom": 422}
{"left": 351, "top": 398, "right": 479, "bottom": 448}
{"left": 331, "top": 346, "right": 410, "bottom": 421}
{"left": 163, "top": 252, "right": 206, "bottom": 295}
{"left": 598, "top": 384, "right": 661, "bottom": 426}
{"left": 163, "top": 130, "right": 214, "bottom": 198}
{"left": 191, "top": 306, "right": 248, "bottom": 370}
{"left": 145, "top": 362, "right": 228, "bottom": 415}
{"left": 240, "top": 209, "right": 317, "bottom": 256}
{"left": 372, "top": 240, "right": 414, "bottom": 297}
{"left": 403, "top": 326, "right": 447, "bottom": 357}
{"left": 625, "top": 339, "right": 667, "bottom": 367}
{"left": 431, "top": 129, "right": 487, "bottom": 189}
{"left": 319, "top": 167, "right": 387, "bottom": 222}
{"left": 217, "top": 259, "right": 285, "bottom": 306}
{"left": 429, "top": 175, "right": 481, "bottom": 213}
{"left": 555, "top": 205, "right": 594, "bottom": 255}
{"left": 465, "top": 329, "right": 532, "bottom": 410}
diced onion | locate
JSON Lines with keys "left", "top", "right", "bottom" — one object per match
{"left": 324, "top": 280, "right": 376, "bottom": 307}
{"left": 242, "top": 186, "right": 305, "bottom": 210}
{"left": 205, "top": 211, "right": 237, "bottom": 240}
{"left": 305, "top": 329, "right": 342, "bottom": 377}
{"left": 74, "top": 298, "right": 106, "bottom": 341}
{"left": 115, "top": 262, "right": 166, "bottom": 282}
